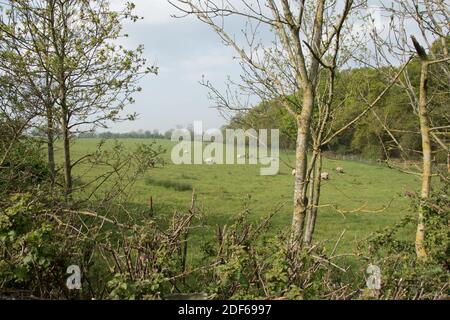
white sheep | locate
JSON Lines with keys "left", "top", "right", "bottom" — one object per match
{"left": 335, "top": 167, "right": 344, "bottom": 173}
{"left": 204, "top": 157, "right": 215, "bottom": 165}
{"left": 321, "top": 172, "right": 330, "bottom": 180}
{"left": 292, "top": 169, "right": 296, "bottom": 176}
{"left": 237, "top": 154, "right": 245, "bottom": 159}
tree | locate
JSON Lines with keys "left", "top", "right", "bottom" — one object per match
{"left": 0, "top": 0, "right": 157, "bottom": 198}
{"left": 0, "top": 1, "right": 58, "bottom": 183}
{"left": 170, "top": 0, "right": 412, "bottom": 248}
{"left": 367, "top": 0, "right": 449, "bottom": 260}
{"left": 411, "top": 36, "right": 449, "bottom": 260}
{"left": 169, "top": 0, "right": 365, "bottom": 249}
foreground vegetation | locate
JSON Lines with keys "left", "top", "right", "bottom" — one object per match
{"left": 1, "top": 0, "right": 448, "bottom": 300}
{"left": 1, "top": 136, "right": 448, "bottom": 299}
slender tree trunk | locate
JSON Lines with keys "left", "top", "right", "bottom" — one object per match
{"left": 46, "top": 116, "right": 55, "bottom": 182}
{"left": 291, "top": 87, "right": 314, "bottom": 246}
{"left": 52, "top": 0, "right": 72, "bottom": 199}
{"left": 304, "top": 151, "right": 322, "bottom": 245}
{"left": 416, "top": 60, "right": 431, "bottom": 261}
{"left": 45, "top": 102, "right": 55, "bottom": 184}
{"left": 44, "top": 20, "right": 56, "bottom": 186}
{"left": 290, "top": 1, "right": 325, "bottom": 248}
{"left": 61, "top": 96, "right": 72, "bottom": 198}
{"left": 61, "top": 121, "right": 72, "bottom": 198}
{"left": 59, "top": 56, "right": 72, "bottom": 198}
{"left": 447, "top": 150, "right": 450, "bottom": 174}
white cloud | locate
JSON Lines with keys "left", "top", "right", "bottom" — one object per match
{"left": 111, "top": 0, "right": 184, "bottom": 26}
{"left": 179, "top": 50, "right": 235, "bottom": 71}
{"left": 135, "top": 0, "right": 180, "bottom": 25}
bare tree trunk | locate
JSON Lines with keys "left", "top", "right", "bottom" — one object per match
{"left": 46, "top": 103, "right": 56, "bottom": 184}
{"left": 60, "top": 94, "right": 72, "bottom": 198}
{"left": 304, "top": 151, "right": 322, "bottom": 245}
{"left": 42, "top": 7, "right": 56, "bottom": 186}
{"left": 416, "top": 59, "right": 431, "bottom": 261}
{"left": 290, "top": 1, "right": 325, "bottom": 248}
{"left": 58, "top": 52, "right": 72, "bottom": 198}
{"left": 51, "top": 0, "right": 72, "bottom": 199}
{"left": 61, "top": 118, "right": 72, "bottom": 197}
{"left": 291, "top": 88, "right": 314, "bottom": 246}
{"left": 447, "top": 150, "right": 450, "bottom": 174}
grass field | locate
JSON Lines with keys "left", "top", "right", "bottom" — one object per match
{"left": 61, "top": 138, "right": 419, "bottom": 256}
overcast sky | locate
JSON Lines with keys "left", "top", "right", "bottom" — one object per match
{"left": 107, "top": 0, "right": 418, "bottom": 134}
{"left": 107, "top": 0, "right": 245, "bottom": 133}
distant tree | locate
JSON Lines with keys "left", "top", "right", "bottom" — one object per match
{"left": 164, "top": 129, "right": 173, "bottom": 140}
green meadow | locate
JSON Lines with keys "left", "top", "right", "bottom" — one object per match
{"left": 62, "top": 138, "right": 419, "bottom": 255}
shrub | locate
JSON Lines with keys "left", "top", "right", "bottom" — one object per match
{"left": 358, "top": 185, "right": 449, "bottom": 299}
{"left": 145, "top": 177, "right": 193, "bottom": 192}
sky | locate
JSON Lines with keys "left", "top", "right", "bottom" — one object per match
{"left": 108, "top": 0, "right": 245, "bottom": 133}
{"left": 106, "top": 0, "right": 417, "bottom": 134}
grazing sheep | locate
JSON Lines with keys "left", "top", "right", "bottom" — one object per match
{"left": 321, "top": 172, "right": 330, "bottom": 180}
{"left": 335, "top": 167, "right": 344, "bottom": 173}
{"left": 292, "top": 169, "right": 296, "bottom": 176}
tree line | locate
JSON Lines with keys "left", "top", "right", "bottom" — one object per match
{"left": 228, "top": 50, "right": 449, "bottom": 163}
{"left": 77, "top": 130, "right": 169, "bottom": 140}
